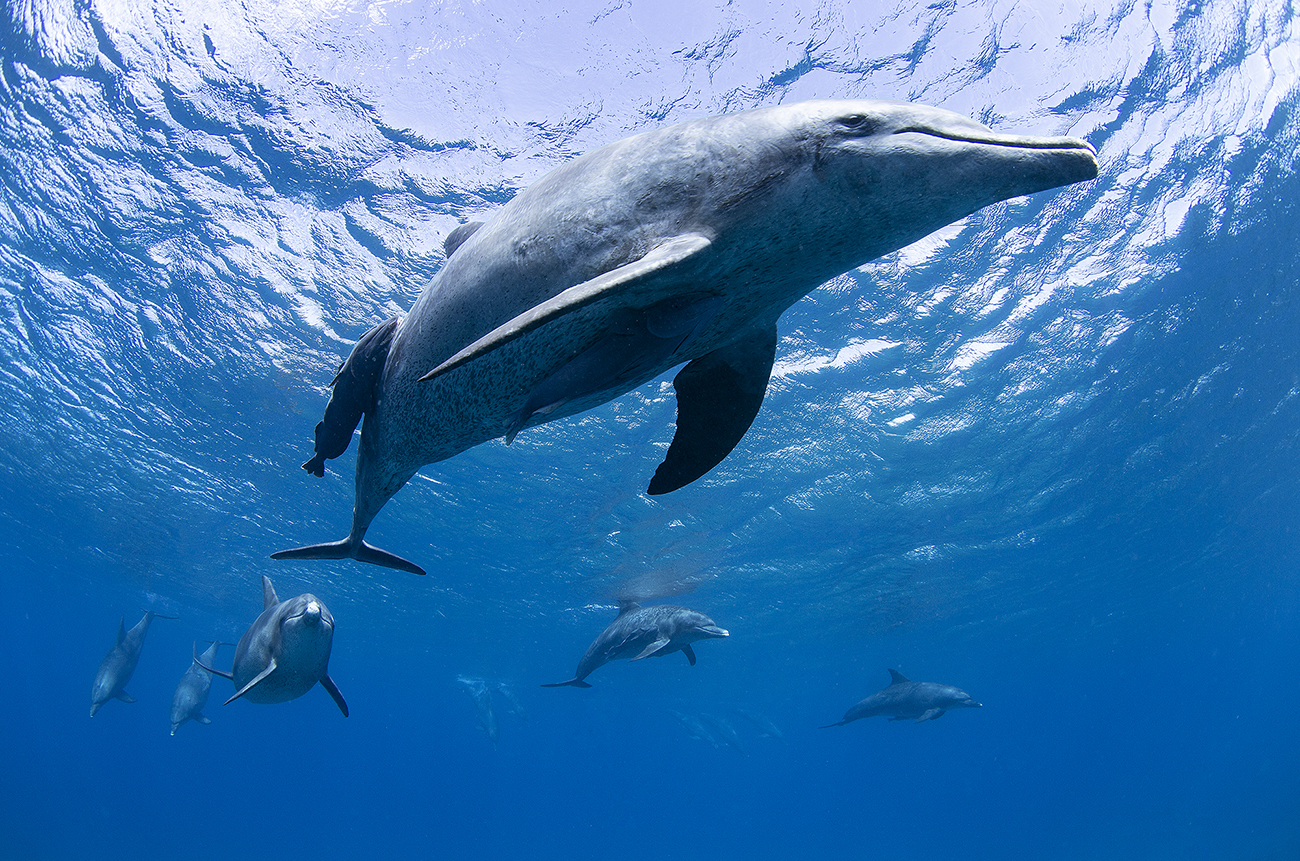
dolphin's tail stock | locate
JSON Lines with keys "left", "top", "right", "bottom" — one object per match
{"left": 271, "top": 536, "right": 426, "bottom": 576}
{"left": 541, "top": 678, "right": 594, "bottom": 689}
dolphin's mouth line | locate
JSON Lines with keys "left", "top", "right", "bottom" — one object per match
{"left": 895, "top": 126, "right": 1098, "bottom": 155}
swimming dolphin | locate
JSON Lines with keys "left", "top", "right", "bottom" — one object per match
{"left": 457, "top": 677, "right": 499, "bottom": 747}
{"left": 169, "top": 640, "right": 226, "bottom": 735}
{"left": 733, "top": 706, "right": 786, "bottom": 742}
{"left": 194, "top": 575, "right": 348, "bottom": 716}
{"left": 90, "top": 610, "right": 176, "bottom": 717}
{"left": 822, "top": 669, "right": 982, "bottom": 727}
{"left": 542, "top": 601, "right": 729, "bottom": 688}
{"left": 273, "top": 99, "right": 1099, "bottom": 576}
{"left": 700, "top": 713, "right": 748, "bottom": 756}
{"left": 493, "top": 682, "right": 529, "bottom": 722}
{"left": 668, "top": 709, "right": 720, "bottom": 746}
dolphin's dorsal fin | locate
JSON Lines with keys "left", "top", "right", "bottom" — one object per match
{"left": 261, "top": 575, "right": 279, "bottom": 610}
{"left": 115, "top": 616, "right": 126, "bottom": 646}
{"left": 616, "top": 600, "right": 641, "bottom": 616}
{"left": 443, "top": 221, "right": 484, "bottom": 258}
{"left": 419, "top": 233, "right": 713, "bottom": 383}
{"left": 647, "top": 324, "right": 777, "bottom": 495}
{"left": 888, "top": 669, "right": 910, "bottom": 685}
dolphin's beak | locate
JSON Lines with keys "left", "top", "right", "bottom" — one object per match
{"left": 970, "top": 701, "right": 983, "bottom": 708}
{"left": 700, "top": 625, "right": 729, "bottom": 638}
{"left": 89, "top": 703, "right": 100, "bottom": 718}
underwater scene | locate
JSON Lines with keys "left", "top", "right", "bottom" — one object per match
{"left": 1, "top": 1, "right": 1298, "bottom": 859}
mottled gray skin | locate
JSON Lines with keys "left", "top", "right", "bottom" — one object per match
{"left": 543, "top": 602, "right": 729, "bottom": 688}
{"left": 823, "top": 669, "right": 982, "bottom": 727}
{"left": 169, "top": 641, "right": 224, "bottom": 735}
{"left": 90, "top": 610, "right": 174, "bottom": 717}
{"left": 274, "top": 98, "right": 1098, "bottom": 576}
{"left": 195, "top": 576, "right": 348, "bottom": 717}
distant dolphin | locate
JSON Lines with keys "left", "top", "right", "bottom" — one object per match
{"left": 273, "top": 99, "right": 1099, "bottom": 576}
{"left": 542, "top": 601, "right": 728, "bottom": 688}
{"left": 493, "top": 682, "right": 528, "bottom": 722}
{"left": 457, "top": 677, "right": 499, "bottom": 747}
{"left": 822, "top": 669, "right": 982, "bottom": 727}
{"left": 733, "top": 707, "right": 786, "bottom": 743}
{"left": 90, "top": 610, "right": 176, "bottom": 717}
{"left": 195, "top": 575, "right": 348, "bottom": 716}
{"left": 169, "top": 641, "right": 226, "bottom": 735}
{"left": 700, "top": 713, "right": 747, "bottom": 756}
{"left": 668, "top": 709, "right": 719, "bottom": 746}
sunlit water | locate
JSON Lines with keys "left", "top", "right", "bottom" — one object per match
{"left": 1, "top": 2, "right": 1298, "bottom": 859}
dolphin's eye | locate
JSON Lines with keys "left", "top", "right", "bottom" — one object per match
{"left": 838, "top": 114, "right": 876, "bottom": 134}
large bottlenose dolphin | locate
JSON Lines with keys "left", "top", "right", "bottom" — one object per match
{"left": 195, "top": 575, "right": 348, "bottom": 717}
{"left": 274, "top": 99, "right": 1099, "bottom": 576}
{"left": 90, "top": 610, "right": 175, "bottom": 717}
{"left": 822, "top": 669, "right": 982, "bottom": 727}
{"left": 542, "top": 601, "right": 728, "bottom": 688}
{"left": 169, "top": 640, "right": 226, "bottom": 735}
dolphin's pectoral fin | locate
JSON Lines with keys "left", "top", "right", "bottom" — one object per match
{"left": 419, "top": 233, "right": 714, "bottom": 383}
{"left": 503, "top": 294, "right": 723, "bottom": 444}
{"left": 916, "top": 708, "right": 946, "bottom": 722}
{"left": 197, "top": 714, "right": 211, "bottom": 725}
{"left": 302, "top": 316, "right": 398, "bottom": 477}
{"left": 272, "top": 538, "right": 427, "bottom": 576}
{"left": 320, "top": 673, "right": 349, "bottom": 717}
{"left": 224, "top": 659, "right": 277, "bottom": 706}
{"left": 683, "top": 644, "right": 697, "bottom": 666}
{"left": 648, "top": 325, "right": 777, "bottom": 495}
{"left": 630, "top": 636, "right": 672, "bottom": 661}
{"left": 115, "top": 692, "right": 136, "bottom": 704}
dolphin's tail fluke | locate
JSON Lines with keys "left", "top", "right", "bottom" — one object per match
{"left": 271, "top": 538, "right": 426, "bottom": 576}
{"left": 541, "top": 678, "right": 593, "bottom": 689}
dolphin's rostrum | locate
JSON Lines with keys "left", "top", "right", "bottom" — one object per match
{"left": 275, "top": 98, "right": 1099, "bottom": 576}
{"left": 543, "top": 601, "right": 729, "bottom": 688}
{"left": 822, "top": 669, "right": 982, "bottom": 727}
{"left": 90, "top": 610, "right": 176, "bottom": 717}
{"left": 195, "top": 575, "right": 348, "bottom": 716}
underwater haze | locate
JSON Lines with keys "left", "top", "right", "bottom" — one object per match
{"left": 2, "top": 1, "right": 1298, "bottom": 859}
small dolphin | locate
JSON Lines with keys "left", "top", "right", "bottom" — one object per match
{"left": 822, "top": 669, "right": 982, "bottom": 727}
{"left": 493, "top": 682, "right": 529, "bottom": 722}
{"left": 700, "top": 713, "right": 748, "bottom": 756}
{"left": 457, "top": 677, "right": 499, "bottom": 747}
{"left": 668, "top": 709, "right": 719, "bottom": 746}
{"left": 169, "top": 641, "right": 227, "bottom": 735}
{"left": 542, "top": 601, "right": 728, "bottom": 688}
{"left": 195, "top": 575, "right": 348, "bottom": 716}
{"left": 273, "top": 98, "right": 1099, "bottom": 577}
{"left": 90, "top": 610, "right": 176, "bottom": 717}
{"left": 733, "top": 707, "right": 786, "bottom": 742}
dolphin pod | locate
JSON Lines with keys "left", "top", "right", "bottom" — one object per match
{"left": 194, "top": 575, "right": 348, "bottom": 717}
{"left": 542, "top": 602, "right": 729, "bottom": 688}
{"left": 90, "top": 610, "right": 176, "bottom": 717}
{"left": 822, "top": 669, "right": 983, "bottom": 727}
{"left": 273, "top": 98, "right": 1099, "bottom": 576}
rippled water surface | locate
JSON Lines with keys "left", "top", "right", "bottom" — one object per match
{"left": 1, "top": 2, "right": 1298, "bottom": 859}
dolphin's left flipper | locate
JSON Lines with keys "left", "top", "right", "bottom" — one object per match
{"left": 224, "top": 659, "right": 278, "bottom": 706}
{"left": 915, "top": 708, "right": 946, "bottom": 722}
{"left": 419, "top": 233, "right": 714, "bottom": 383}
{"left": 630, "top": 636, "right": 672, "bottom": 661}
{"left": 682, "top": 644, "right": 697, "bottom": 666}
{"left": 320, "top": 673, "right": 349, "bottom": 717}
{"left": 648, "top": 325, "right": 777, "bottom": 495}
{"left": 115, "top": 692, "right": 136, "bottom": 704}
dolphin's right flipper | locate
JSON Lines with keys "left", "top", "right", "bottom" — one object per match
{"left": 915, "top": 708, "right": 946, "bottom": 722}
{"left": 630, "top": 636, "right": 672, "bottom": 661}
{"left": 197, "top": 715, "right": 211, "bottom": 725}
{"left": 682, "top": 644, "right": 697, "bottom": 666}
{"left": 648, "top": 325, "right": 777, "bottom": 495}
{"left": 115, "top": 692, "right": 136, "bottom": 703}
{"left": 320, "top": 673, "right": 349, "bottom": 717}
{"left": 224, "top": 659, "right": 277, "bottom": 706}
{"left": 271, "top": 538, "right": 426, "bottom": 577}
{"left": 419, "top": 233, "right": 714, "bottom": 383}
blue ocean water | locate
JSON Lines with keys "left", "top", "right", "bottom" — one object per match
{"left": 1, "top": 1, "right": 1298, "bottom": 858}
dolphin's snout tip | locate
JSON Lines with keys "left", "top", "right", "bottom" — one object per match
{"left": 971, "top": 701, "right": 983, "bottom": 708}
{"left": 706, "top": 626, "right": 729, "bottom": 638}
